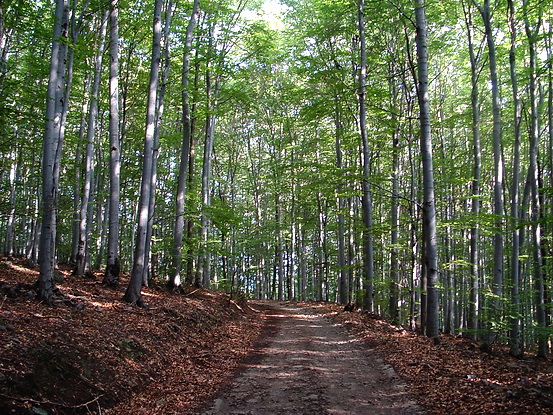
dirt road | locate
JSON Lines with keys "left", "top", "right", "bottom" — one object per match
{"left": 201, "top": 302, "right": 425, "bottom": 415}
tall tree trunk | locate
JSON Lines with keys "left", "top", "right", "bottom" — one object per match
{"left": 390, "top": 122, "right": 400, "bottom": 323}
{"left": 335, "top": 100, "right": 348, "bottom": 305}
{"left": 462, "top": 0, "right": 483, "bottom": 341}
{"left": 37, "top": 0, "right": 70, "bottom": 304}
{"left": 169, "top": 0, "right": 200, "bottom": 290}
{"left": 4, "top": 153, "right": 20, "bottom": 258}
{"left": 548, "top": 17, "right": 553, "bottom": 344}
{"left": 277, "top": 194, "right": 284, "bottom": 300}
{"left": 84, "top": 166, "right": 97, "bottom": 271}
{"left": 477, "top": 0, "right": 504, "bottom": 349}
{"left": 74, "top": 10, "right": 108, "bottom": 277}
{"left": 124, "top": 0, "right": 163, "bottom": 306}
{"left": 289, "top": 168, "right": 297, "bottom": 301}
{"left": 316, "top": 147, "right": 326, "bottom": 302}
{"left": 185, "top": 48, "right": 201, "bottom": 285}
{"left": 143, "top": 0, "right": 174, "bottom": 286}
{"left": 197, "top": 22, "right": 217, "bottom": 288}
{"left": 507, "top": 0, "right": 523, "bottom": 357}
{"left": 71, "top": 76, "right": 89, "bottom": 265}
{"left": 357, "top": 0, "right": 374, "bottom": 312}
{"left": 524, "top": 5, "right": 547, "bottom": 358}
{"left": 415, "top": 0, "right": 439, "bottom": 338}
{"left": 104, "top": 0, "right": 121, "bottom": 286}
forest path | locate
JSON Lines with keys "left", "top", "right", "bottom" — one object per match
{"left": 201, "top": 302, "right": 425, "bottom": 415}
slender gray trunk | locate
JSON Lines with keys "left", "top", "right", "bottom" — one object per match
{"left": 143, "top": 0, "right": 174, "bottom": 286}
{"left": 463, "top": 0, "right": 482, "bottom": 340}
{"left": 75, "top": 10, "right": 108, "bottom": 277}
{"left": 289, "top": 173, "right": 297, "bottom": 301}
{"left": 277, "top": 195, "right": 284, "bottom": 300}
{"left": 71, "top": 77, "right": 89, "bottom": 264}
{"left": 524, "top": 6, "right": 547, "bottom": 358}
{"left": 507, "top": 0, "right": 523, "bottom": 357}
{"left": 415, "top": 0, "right": 439, "bottom": 338}
{"left": 170, "top": 0, "right": 200, "bottom": 290}
{"left": 37, "top": 0, "right": 69, "bottom": 304}
{"left": 104, "top": 0, "right": 121, "bottom": 286}
{"left": 124, "top": 0, "right": 163, "bottom": 306}
{"left": 390, "top": 124, "right": 400, "bottom": 323}
{"left": 358, "top": 0, "right": 374, "bottom": 312}
{"left": 316, "top": 147, "right": 326, "bottom": 302}
{"left": 477, "top": 0, "right": 504, "bottom": 349}
{"left": 335, "top": 101, "right": 348, "bottom": 305}
{"left": 549, "top": 21, "right": 553, "bottom": 337}
{"left": 4, "top": 154, "right": 20, "bottom": 257}
{"left": 197, "top": 33, "right": 219, "bottom": 288}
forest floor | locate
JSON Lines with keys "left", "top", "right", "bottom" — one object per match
{"left": 0, "top": 257, "right": 552, "bottom": 414}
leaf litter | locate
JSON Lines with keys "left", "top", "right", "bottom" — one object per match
{"left": 1, "top": 257, "right": 552, "bottom": 414}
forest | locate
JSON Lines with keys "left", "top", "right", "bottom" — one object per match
{"left": 1, "top": 0, "right": 553, "bottom": 360}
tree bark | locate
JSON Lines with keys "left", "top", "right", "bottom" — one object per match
{"left": 124, "top": 0, "right": 163, "bottom": 306}
{"left": 462, "top": 0, "right": 482, "bottom": 341}
{"left": 74, "top": 10, "right": 108, "bottom": 277}
{"left": 277, "top": 194, "right": 284, "bottom": 301}
{"left": 143, "top": 0, "right": 174, "bottom": 286}
{"left": 71, "top": 76, "right": 89, "bottom": 265}
{"left": 415, "top": 0, "right": 439, "bottom": 338}
{"left": 104, "top": 0, "right": 121, "bottom": 286}
{"left": 523, "top": 4, "right": 547, "bottom": 358}
{"left": 507, "top": 0, "right": 522, "bottom": 357}
{"left": 4, "top": 153, "right": 20, "bottom": 258}
{"left": 37, "top": 0, "right": 70, "bottom": 304}
{"left": 169, "top": 0, "right": 200, "bottom": 290}
{"left": 476, "top": 0, "right": 505, "bottom": 349}
{"left": 335, "top": 99, "right": 348, "bottom": 305}
{"left": 357, "top": 0, "right": 374, "bottom": 312}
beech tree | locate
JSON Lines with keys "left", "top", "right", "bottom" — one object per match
{"left": 357, "top": 0, "right": 374, "bottom": 311}
{"left": 74, "top": 9, "right": 108, "bottom": 278}
{"left": 103, "top": 0, "right": 121, "bottom": 287}
{"left": 123, "top": 0, "right": 164, "bottom": 306}
{"left": 37, "top": 0, "right": 70, "bottom": 304}
{"left": 1, "top": 0, "right": 553, "bottom": 356}
{"left": 169, "top": 0, "right": 201, "bottom": 291}
{"left": 475, "top": 0, "right": 505, "bottom": 349}
{"left": 415, "top": 0, "right": 439, "bottom": 338}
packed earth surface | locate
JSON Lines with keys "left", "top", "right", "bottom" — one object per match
{"left": 200, "top": 303, "right": 424, "bottom": 414}
{"left": 1, "top": 258, "right": 553, "bottom": 414}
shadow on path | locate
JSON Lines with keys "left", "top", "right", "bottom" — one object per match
{"left": 200, "top": 302, "right": 425, "bottom": 415}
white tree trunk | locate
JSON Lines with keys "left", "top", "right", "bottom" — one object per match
{"left": 415, "top": 0, "right": 439, "bottom": 338}
{"left": 462, "top": 0, "right": 482, "bottom": 341}
{"left": 37, "top": 0, "right": 69, "bottom": 304}
{"left": 104, "top": 0, "right": 121, "bottom": 286}
{"left": 143, "top": 0, "right": 174, "bottom": 286}
{"left": 357, "top": 0, "right": 374, "bottom": 312}
{"left": 507, "top": 0, "right": 522, "bottom": 357}
{"left": 170, "top": 0, "right": 200, "bottom": 290}
{"left": 124, "top": 0, "right": 163, "bottom": 306}
{"left": 524, "top": 7, "right": 547, "bottom": 358}
{"left": 74, "top": 10, "right": 108, "bottom": 277}
{"left": 477, "top": 0, "right": 505, "bottom": 349}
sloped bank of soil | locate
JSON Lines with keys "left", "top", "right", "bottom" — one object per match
{"left": 0, "top": 258, "right": 264, "bottom": 415}
{"left": 303, "top": 302, "right": 553, "bottom": 415}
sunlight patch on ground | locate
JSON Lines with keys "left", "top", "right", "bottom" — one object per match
{"left": 3, "top": 261, "right": 38, "bottom": 275}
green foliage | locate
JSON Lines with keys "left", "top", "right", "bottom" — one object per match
{"left": 1, "top": 0, "right": 553, "bottom": 354}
